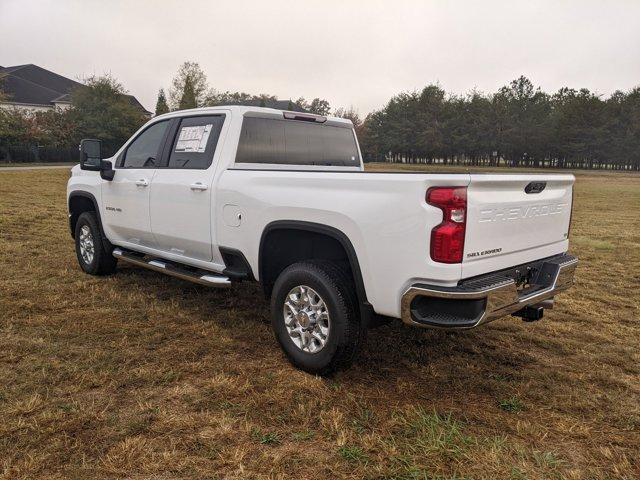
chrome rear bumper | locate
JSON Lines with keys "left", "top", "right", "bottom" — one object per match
{"left": 401, "top": 254, "right": 578, "bottom": 328}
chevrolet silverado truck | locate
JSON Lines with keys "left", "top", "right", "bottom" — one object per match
{"left": 67, "top": 106, "right": 578, "bottom": 375}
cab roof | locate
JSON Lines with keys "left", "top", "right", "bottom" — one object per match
{"left": 151, "top": 105, "right": 354, "bottom": 127}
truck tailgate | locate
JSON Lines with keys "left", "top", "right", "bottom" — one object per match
{"left": 462, "top": 174, "right": 574, "bottom": 279}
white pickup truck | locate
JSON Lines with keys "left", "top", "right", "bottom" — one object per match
{"left": 67, "top": 106, "right": 578, "bottom": 375}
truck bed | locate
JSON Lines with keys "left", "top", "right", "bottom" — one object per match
{"left": 217, "top": 168, "right": 574, "bottom": 318}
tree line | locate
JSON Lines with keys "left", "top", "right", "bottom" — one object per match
{"left": 2, "top": 63, "right": 638, "bottom": 170}
{"left": 358, "top": 76, "right": 640, "bottom": 170}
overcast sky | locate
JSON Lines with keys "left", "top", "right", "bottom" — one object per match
{"left": 1, "top": 0, "right": 639, "bottom": 114}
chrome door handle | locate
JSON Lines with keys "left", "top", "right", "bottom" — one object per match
{"left": 135, "top": 179, "right": 149, "bottom": 187}
{"left": 190, "top": 182, "right": 208, "bottom": 191}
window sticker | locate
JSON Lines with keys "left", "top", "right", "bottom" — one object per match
{"left": 175, "top": 124, "right": 213, "bottom": 153}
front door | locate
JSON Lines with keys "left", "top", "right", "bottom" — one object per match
{"left": 149, "top": 114, "right": 226, "bottom": 263}
{"left": 101, "top": 120, "right": 171, "bottom": 249}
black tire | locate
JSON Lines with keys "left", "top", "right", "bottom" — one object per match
{"left": 270, "top": 260, "right": 364, "bottom": 376}
{"left": 74, "top": 211, "right": 117, "bottom": 275}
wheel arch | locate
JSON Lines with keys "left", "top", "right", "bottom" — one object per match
{"left": 68, "top": 191, "right": 111, "bottom": 250}
{"left": 258, "top": 220, "right": 372, "bottom": 320}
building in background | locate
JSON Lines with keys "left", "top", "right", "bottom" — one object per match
{"left": 0, "top": 64, "right": 151, "bottom": 116}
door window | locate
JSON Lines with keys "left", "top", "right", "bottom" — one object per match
{"left": 167, "top": 115, "right": 225, "bottom": 169}
{"left": 121, "top": 120, "right": 170, "bottom": 168}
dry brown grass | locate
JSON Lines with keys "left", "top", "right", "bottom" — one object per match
{"left": 0, "top": 167, "right": 638, "bottom": 479}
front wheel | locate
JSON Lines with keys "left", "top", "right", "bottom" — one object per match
{"left": 270, "top": 261, "right": 364, "bottom": 376}
{"left": 74, "top": 211, "right": 117, "bottom": 275}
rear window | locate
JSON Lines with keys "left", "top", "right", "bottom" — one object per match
{"left": 235, "top": 117, "right": 360, "bottom": 166}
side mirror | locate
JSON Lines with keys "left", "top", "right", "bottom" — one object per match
{"left": 79, "top": 139, "right": 102, "bottom": 171}
{"left": 79, "top": 139, "right": 115, "bottom": 181}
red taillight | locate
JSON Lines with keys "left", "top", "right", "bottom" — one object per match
{"left": 427, "top": 187, "right": 467, "bottom": 263}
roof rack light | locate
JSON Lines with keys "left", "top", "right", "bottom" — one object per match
{"left": 282, "top": 111, "right": 327, "bottom": 123}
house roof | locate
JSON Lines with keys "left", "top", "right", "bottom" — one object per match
{"left": 0, "top": 64, "right": 151, "bottom": 114}
{"left": 124, "top": 94, "right": 149, "bottom": 113}
{"left": 52, "top": 93, "right": 72, "bottom": 103}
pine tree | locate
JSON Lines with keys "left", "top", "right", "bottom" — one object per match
{"left": 155, "top": 89, "right": 169, "bottom": 115}
{"left": 178, "top": 77, "right": 197, "bottom": 110}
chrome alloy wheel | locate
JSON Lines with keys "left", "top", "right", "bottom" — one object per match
{"left": 283, "top": 285, "right": 331, "bottom": 354}
{"left": 79, "top": 224, "right": 95, "bottom": 265}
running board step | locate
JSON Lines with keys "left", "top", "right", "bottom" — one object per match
{"left": 112, "top": 248, "right": 231, "bottom": 288}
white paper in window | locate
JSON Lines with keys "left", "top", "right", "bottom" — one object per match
{"left": 175, "top": 124, "right": 213, "bottom": 152}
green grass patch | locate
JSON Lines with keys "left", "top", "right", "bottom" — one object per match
{"left": 498, "top": 397, "right": 525, "bottom": 413}
{"left": 292, "top": 430, "right": 315, "bottom": 441}
{"left": 338, "top": 445, "right": 368, "bottom": 463}
{"left": 397, "top": 407, "right": 473, "bottom": 455}
{"left": 252, "top": 429, "right": 281, "bottom": 445}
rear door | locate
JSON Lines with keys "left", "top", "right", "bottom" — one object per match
{"left": 462, "top": 174, "right": 574, "bottom": 278}
{"left": 149, "top": 114, "right": 226, "bottom": 263}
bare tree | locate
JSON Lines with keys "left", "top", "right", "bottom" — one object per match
{"left": 334, "top": 106, "right": 362, "bottom": 128}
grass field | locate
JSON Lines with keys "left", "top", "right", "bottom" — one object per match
{"left": 0, "top": 162, "right": 76, "bottom": 168}
{"left": 0, "top": 167, "right": 639, "bottom": 479}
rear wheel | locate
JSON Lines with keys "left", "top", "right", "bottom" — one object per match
{"left": 74, "top": 211, "right": 117, "bottom": 275}
{"left": 270, "top": 261, "right": 364, "bottom": 375}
